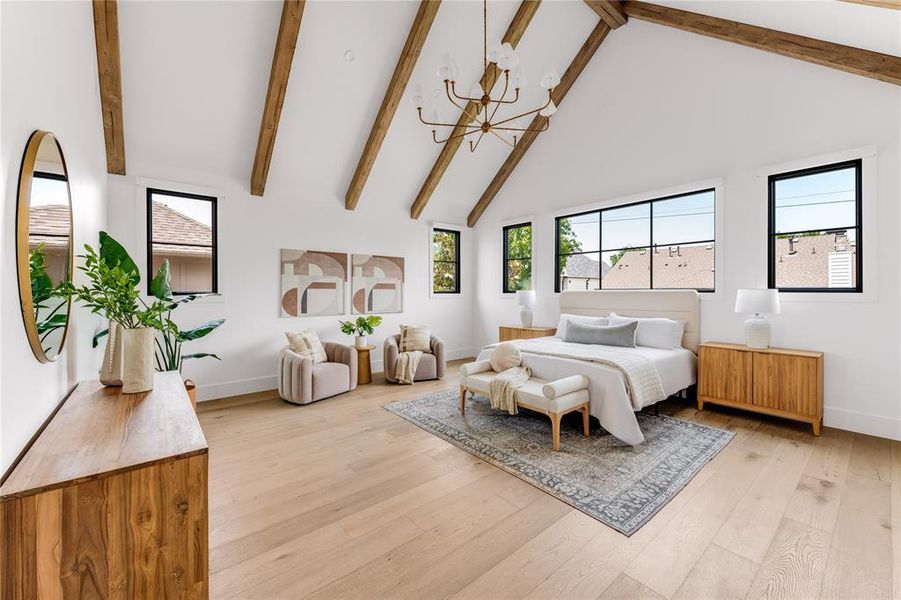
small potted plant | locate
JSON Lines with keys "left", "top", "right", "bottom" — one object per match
{"left": 339, "top": 315, "right": 383, "bottom": 349}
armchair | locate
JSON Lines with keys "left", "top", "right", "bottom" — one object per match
{"left": 278, "top": 341, "right": 357, "bottom": 404}
{"left": 383, "top": 334, "right": 445, "bottom": 383}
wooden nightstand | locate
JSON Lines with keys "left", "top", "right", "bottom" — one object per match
{"left": 499, "top": 326, "right": 557, "bottom": 342}
{"left": 698, "top": 342, "right": 824, "bottom": 435}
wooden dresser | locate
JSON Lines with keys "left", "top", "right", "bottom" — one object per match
{"left": 698, "top": 342, "right": 824, "bottom": 435}
{"left": 0, "top": 372, "right": 209, "bottom": 599}
{"left": 499, "top": 326, "right": 557, "bottom": 342}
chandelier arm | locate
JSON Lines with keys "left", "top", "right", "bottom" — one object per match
{"left": 445, "top": 82, "right": 485, "bottom": 118}
{"left": 490, "top": 91, "right": 553, "bottom": 128}
{"left": 491, "top": 88, "right": 520, "bottom": 105}
{"left": 493, "top": 119, "right": 550, "bottom": 134}
{"left": 449, "top": 81, "right": 482, "bottom": 104}
{"left": 488, "top": 129, "right": 516, "bottom": 148}
{"left": 418, "top": 107, "right": 475, "bottom": 129}
{"left": 433, "top": 126, "right": 484, "bottom": 145}
{"left": 470, "top": 131, "right": 486, "bottom": 153}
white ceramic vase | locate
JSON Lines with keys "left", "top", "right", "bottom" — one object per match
{"left": 100, "top": 320, "right": 124, "bottom": 386}
{"left": 121, "top": 327, "right": 155, "bottom": 394}
{"left": 519, "top": 306, "right": 534, "bottom": 328}
{"left": 355, "top": 335, "right": 368, "bottom": 349}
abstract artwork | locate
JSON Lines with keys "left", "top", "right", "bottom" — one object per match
{"left": 280, "top": 250, "right": 347, "bottom": 317}
{"left": 352, "top": 254, "right": 404, "bottom": 314}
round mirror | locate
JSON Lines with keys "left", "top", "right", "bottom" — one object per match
{"left": 16, "top": 130, "right": 73, "bottom": 362}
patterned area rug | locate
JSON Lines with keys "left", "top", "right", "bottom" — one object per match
{"left": 385, "top": 389, "right": 733, "bottom": 536}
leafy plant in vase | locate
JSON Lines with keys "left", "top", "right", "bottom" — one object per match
{"left": 68, "top": 232, "right": 170, "bottom": 393}
{"left": 339, "top": 315, "right": 383, "bottom": 349}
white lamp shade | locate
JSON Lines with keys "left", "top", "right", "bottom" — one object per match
{"left": 516, "top": 289, "right": 536, "bottom": 306}
{"left": 735, "top": 288, "right": 780, "bottom": 315}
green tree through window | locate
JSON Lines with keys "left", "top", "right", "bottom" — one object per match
{"left": 503, "top": 223, "right": 532, "bottom": 293}
{"left": 432, "top": 228, "right": 460, "bottom": 293}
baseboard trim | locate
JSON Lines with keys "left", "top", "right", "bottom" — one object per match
{"left": 196, "top": 348, "right": 478, "bottom": 402}
{"left": 824, "top": 406, "right": 901, "bottom": 441}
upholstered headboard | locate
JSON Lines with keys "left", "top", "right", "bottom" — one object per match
{"left": 558, "top": 290, "right": 701, "bottom": 353}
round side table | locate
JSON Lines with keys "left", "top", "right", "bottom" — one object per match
{"left": 354, "top": 344, "right": 377, "bottom": 385}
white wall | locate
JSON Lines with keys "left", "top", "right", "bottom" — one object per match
{"left": 106, "top": 162, "right": 475, "bottom": 402}
{"left": 472, "top": 20, "right": 901, "bottom": 440}
{"left": 0, "top": 1, "right": 108, "bottom": 472}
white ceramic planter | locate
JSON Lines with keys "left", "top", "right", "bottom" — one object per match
{"left": 355, "top": 335, "right": 368, "bottom": 349}
{"left": 121, "top": 327, "right": 155, "bottom": 393}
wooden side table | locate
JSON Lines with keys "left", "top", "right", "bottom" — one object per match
{"left": 499, "top": 326, "right": 557, "bottom": 342}
{"left": 355, "top": 344, "right": 376, "bottom": 385}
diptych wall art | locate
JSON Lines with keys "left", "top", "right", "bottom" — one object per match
{"left": 279, "top": 249, "right": 348, "bottom": 317}
{"left": 352, "top": 254, "right": 404, "bottom": 314}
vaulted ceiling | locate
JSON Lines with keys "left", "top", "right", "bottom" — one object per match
{"left": 101, "top": 0, "right": 899, "bottom": 225}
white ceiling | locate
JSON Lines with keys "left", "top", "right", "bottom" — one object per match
{"left": 116, "top": 0, "right": 900, "bottom": 224}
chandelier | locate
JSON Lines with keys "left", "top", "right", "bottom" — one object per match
{"left": 411, "top": 0, "right": 560, "bottom": 152}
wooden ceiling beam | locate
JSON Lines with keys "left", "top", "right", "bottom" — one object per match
{"left": 584, "top": 1, "right": 627, "bottom": 28}
{"left": 345, "top": 1, "right": 442, "bottom": 210}
{"left": 623, "top": 1, "right": 901, "bottom": 86}
{"left": 410, "top": 0, "right": 542, "bottom": 220}
{"left": 467, "top": 20, "right": 612, "bottom": 227}
{"left": 91, "top": 0, "right": 126, "bottom": 175}
{"left": 251, "top": 0, "right": 305, "bottom": 197}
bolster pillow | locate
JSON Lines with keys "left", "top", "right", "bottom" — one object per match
{"left": 542, "top": 375, "right": 589, "bottom": 399}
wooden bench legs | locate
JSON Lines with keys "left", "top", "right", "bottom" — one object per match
{"left": 551, "top": 403, "right": 591, "bottom": 451}
{"left": 460, "top": 386, "right": 467, "bottom": 414}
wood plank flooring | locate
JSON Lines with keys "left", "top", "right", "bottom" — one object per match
{"left": 198, "top": 361, "right": 901, "bottom": 599}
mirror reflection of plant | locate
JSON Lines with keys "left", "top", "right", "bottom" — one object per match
{"left": 29, "top": 243, "right": 70, "bottom": 351}
{"left": 339, "top": 315, "right": 383, "bottom": 337}
{"left": 148, "top": 259, "right": 224, "bottom": 372}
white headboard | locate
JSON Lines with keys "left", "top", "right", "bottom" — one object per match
{"left": 558, "top": 290, "right": 701, "bottom": 353}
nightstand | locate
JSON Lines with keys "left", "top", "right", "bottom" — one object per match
{"left": 698, "top": 342, "right": 824, "bottom": 435}
{"left": 499, "top": 326, "right": 557, "bottom": 342}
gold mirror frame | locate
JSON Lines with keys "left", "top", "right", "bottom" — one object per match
{"left": 16, "top": 130, "right": 74, "bottom": 363}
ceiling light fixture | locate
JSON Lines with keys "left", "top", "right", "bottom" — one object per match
{"left": 411, "top": 0, "right": 559, "bottom": 153}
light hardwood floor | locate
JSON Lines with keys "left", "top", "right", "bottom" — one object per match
{"left": 198, "top": 361, "right": 901, "bottom": 599}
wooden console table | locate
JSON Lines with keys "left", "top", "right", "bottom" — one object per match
{"left": 0, "top": 372, "right": 209, "bottom": 599}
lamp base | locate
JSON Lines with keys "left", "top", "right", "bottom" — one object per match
{"left": 744, "top": 314, "right": 771, "bottom": 349}
{"left": 519, "top": 306, "right": 533, "bottom": 328}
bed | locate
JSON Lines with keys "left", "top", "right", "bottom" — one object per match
{"left": 475, "top": 290, "right": 700, "bottom": 445}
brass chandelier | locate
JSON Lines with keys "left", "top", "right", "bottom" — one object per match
{"left": 411, "top": 0, "right": 560, "bottom": 152}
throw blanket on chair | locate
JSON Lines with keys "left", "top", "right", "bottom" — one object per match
{"left": 489, "top": 366, "right": 532, "bottom": 415}
{"left": 395, "top": 351, "right": 423, "bottom": 384}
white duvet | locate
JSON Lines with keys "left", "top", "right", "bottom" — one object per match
{"left": 475, "top": 336, "right": 697, "bottom": 446}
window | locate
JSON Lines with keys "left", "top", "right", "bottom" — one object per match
{"left": 555, "top": 189, "right": 715, "bottom": 292}
{"left": 768, "top": 160, "right": 861, "bottom": 292}
{"left": 503, "top": 222, "right": 532, "bottom": 293}
{"left": 432, "top": 228, "right": 460, "bottom": 294}
{"left": 147, "top": 188, "right": 217, "bottom": 294}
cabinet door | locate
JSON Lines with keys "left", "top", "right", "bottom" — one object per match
{"left": 752, "top": 353, "right": 819, "bottom": 416}
{"left": 699, "top": 347, "right": 752, "bottom": 404}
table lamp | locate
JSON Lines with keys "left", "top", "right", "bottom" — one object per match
{"left": 516, "top": 289, "right": 537, "bottom": 328}
{"left": 734, "top": 288, "right": 781, "bottom": 349}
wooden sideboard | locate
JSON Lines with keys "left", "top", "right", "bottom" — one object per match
{"left": 499, "top": 326, "right": 557, "bottom": 342}
{"left": 698, "top": 342, "right": 824, "bottom": 435}
{"left": 0, "top": 372, "right": 209, "bottom": 599}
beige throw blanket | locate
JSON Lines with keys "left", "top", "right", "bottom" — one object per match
{"left": 489, "top": 366, "right": 532, "bottom": 415}
{"left": 395, "top": 351, "right": 423, "bottom": 384}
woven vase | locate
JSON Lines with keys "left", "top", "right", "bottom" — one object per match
{"left": 99, "top": 320, "right": 124, "bottom": 386}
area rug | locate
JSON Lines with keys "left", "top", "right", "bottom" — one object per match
{"left": 384, "top": 389, "right": 733, "bottom": 536}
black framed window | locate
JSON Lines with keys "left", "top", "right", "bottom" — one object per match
{"left": 503, "top": 222, "right": 532, "bottom": 293}
{"left": 432, "top": 228, "right": 460, "bottom": 294}
{"left": 768, "top": 159, "right": 861, "bottom": 293}
{"left": 555, "top": 189, "right": 715, "bottom": 292}
{"left": 147, "top": 188, "right": 218, "bottom": 295}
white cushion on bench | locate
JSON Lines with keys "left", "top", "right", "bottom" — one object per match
{"left": 463, "top": 372, "right": 588, "bottom": 414}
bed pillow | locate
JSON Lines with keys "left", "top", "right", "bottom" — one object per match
{"left": 489, "top": 342, "right": 521, "bottom": 372}
{"left": 555, "top": 313, "right": 609, "bottom": 339}
{"left": 285, "top": 329, "right": 328, "bottom": 363}
{"left": 608, "top": 313, "right": 686, "bottom": 349}
{"left": 563, "top": 320, "right": 637, "bottom": 348}
{"left": 399, "top": 324, "right": 431, "bottom": 353}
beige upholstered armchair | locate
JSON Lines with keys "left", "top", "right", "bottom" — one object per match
{"left": 383, "top": 335, "right": 445, "bottom": 383}
{"left": 278, "top": 342, "right": 357, "bottom": 404}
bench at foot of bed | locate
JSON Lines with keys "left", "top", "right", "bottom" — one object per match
{"left": 459, "top": 361, "right": 590, "bottom": 451}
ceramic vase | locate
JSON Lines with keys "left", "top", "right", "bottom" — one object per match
{"left": 121, "top": 327, "right": 155, "bottom": 393}
{"left": 99, "top": 320, "right": 124, "bottom": 386}
{"left": 355, "top": 335, "right": 368, "bottom": 349}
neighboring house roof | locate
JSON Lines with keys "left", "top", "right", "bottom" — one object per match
{"left": 563, "top": 253, "right": 610, "bottom": 279}
{"left": 28, "top": 204, "right": 70, "bottom": 250}
{"left": 152, "top": 201, "right": 213, "bottom": 257}
{"left": 772, "top": 232, "right": 856, "bottom": 288}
